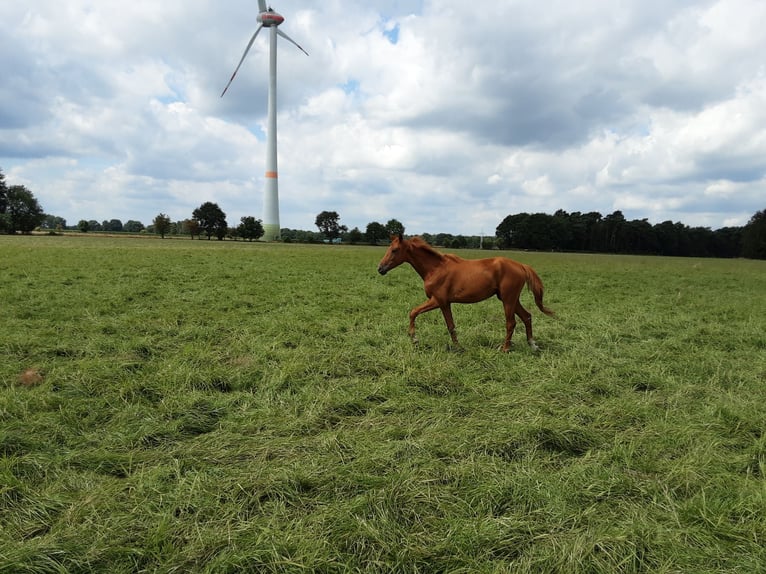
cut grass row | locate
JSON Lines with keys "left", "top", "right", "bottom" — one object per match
{"left": 1, "top": 235, "right": 765, "bottom": 572}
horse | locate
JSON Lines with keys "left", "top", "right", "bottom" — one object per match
{"left": 377, "top": 234, "right": 554, "bottom": 352}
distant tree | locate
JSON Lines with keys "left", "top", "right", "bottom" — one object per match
{"left": 124, "top": 220, "right": 145, "bottom": 233}
{"left": 481, "top": 237, "right": 496, "bottom": 250}
{"left": 385, "top": 218, "right": 405, "bottom": 237}
{"left": 77, "top": 220, "right": 90, "bottom": 233}
{"left": 102, "top": 219, "right": 123, "bottom": 232}
{"left": 634, "top": 219, "right": 659, "bottom": 254}
{"left": 3, "top": 185, "right": 45, "bottom": 234}
{"left": 41, "top": 215, "right": 66, "bottom": 231}
{"left": 365, "top": 221, "right": 387, "bottom": 245}
{"left": 551, "top": 209, "right": 574, "bottom": 250}
{"left": 346, "top": 226, "right": 363, "bottom": 244}
{"left": 742, "top": 209, "right": 766, "bottom": 259}
{"left": 315, "top": 210, "right": 346, "bottom": 242}
{"left": 88, "top": 220, "right": 103, "bottom": 232}
{"left": 710, "top": 226, "right": 742, "bottom": 258}
{"left": 602, "top": 210, "right": 626, "bottom": 252}
{"left": 182, "top": 218, "right": 201, "bottom": 239}
{"left": 153, "top": 213, "right": 172, "bottom": 239}
{"left": 452, "top": 235, "right": 468, "bottom": 248}
{"left": 496, "top": 213, "right": 526, "bottom": 248}
{"left": 193, "top": 202, "right": 227, "bottom": 240}
{"left": 238, "top": 216, "right": 265, "bottom": 242}
{"left": 654, "top": 220, "right": 682, "bottom": 256}
{"left": 0, "top": 169, "right": 7, "bottom": 233}
{"left": 686, "top": 226, "right": 715, "bottom": 258}
{"left": 281, "top": 228, "right": 323, "bottom": 243}
{"left": 584, "top": 211, "right": 603, "bottom": 251}
{"left": 524, "top": 213, "right": 555, "bottom": 250}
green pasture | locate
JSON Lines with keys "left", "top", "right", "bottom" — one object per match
{"left": 1, "top": 235, "right": 765, "bottom": 573}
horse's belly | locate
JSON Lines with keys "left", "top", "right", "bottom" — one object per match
{"left": 449, "top": 285, "right": 495, "bottom": 303}
{"left": 425, "top": 264, "right": 497, "bottom": 304}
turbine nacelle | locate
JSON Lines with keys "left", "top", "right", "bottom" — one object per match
{"left": 258, "top": 9, "right": 284, "bottom": 27}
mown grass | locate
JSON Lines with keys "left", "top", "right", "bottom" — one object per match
{"left": 1, "top": 235, "right": 765, "bottom": 573}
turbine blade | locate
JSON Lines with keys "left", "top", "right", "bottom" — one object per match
{"left": 221, "top": 25, "right": 264, "bottom": 97}
{"left": 258, "top": 0, "right": 267, "bottom": 12}
{"left": 276, "top": 28, "right": 309, "bottom": 56}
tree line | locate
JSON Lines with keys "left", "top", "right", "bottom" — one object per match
{"left": 2, "top": 167, "right": 764, "bottom": 258}
{"left": 496, "top": 209, "right": 765, "bottom": 259}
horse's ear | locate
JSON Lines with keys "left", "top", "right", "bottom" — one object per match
{"left": 397, "top": 232, "right": 403, "bottom": 241}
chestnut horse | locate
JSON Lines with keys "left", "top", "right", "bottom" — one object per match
{"left": 377, "top": 235, "right": 554, "bottom": 352}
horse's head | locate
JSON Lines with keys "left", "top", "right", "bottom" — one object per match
{"left": 377, "top": 234, "right": 407, "bottom": 275}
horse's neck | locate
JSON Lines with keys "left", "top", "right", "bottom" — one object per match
{"left": 406, "top": 244, "right": 444, "bottom": 279}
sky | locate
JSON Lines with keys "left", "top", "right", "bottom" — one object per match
{"left": 1, "top": 0, "right": 765, "bottom": 235}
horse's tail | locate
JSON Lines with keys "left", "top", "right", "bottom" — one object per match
{"left": 524, "top": 265, "right": 555, "bottom": 317}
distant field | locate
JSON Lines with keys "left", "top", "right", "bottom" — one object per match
{"left": 1, "top": 235, "right": 765, "bottom": 573}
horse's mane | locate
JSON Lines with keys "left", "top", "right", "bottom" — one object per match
{"left": 407, "top": 236, "right": 443, "bottom": 258}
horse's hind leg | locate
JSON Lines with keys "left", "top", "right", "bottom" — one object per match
{"left": 515, "top": 302, "right": 539, "bottom": 352}
{"left": 501, "top": 300, "right": 517, "bottom": 352}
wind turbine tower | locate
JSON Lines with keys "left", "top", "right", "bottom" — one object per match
{"left": 221, "top": 0, "right": 308, "bottom": 241}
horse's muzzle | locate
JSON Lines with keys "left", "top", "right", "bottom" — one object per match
{"left": 377, "top": 265, "right": 388, "bottom": 275}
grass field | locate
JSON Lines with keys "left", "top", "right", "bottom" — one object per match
{"left": 1, "top": 235, "right": 765, "bottom": 573}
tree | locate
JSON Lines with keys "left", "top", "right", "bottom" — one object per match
{"left": 77, "top": 220, "right": 90, "bottom": 233}
{"left": 102, "top": 219, "right": 123, "bottom": 232}
{"left": 346, "top": 227, "right": 364, "bottom": 244}
{"left": 742, "top": 209, "right": 766, "bottom": 259}
{"left": 124, "top": 220, "right": 145, "bottom": 233}
{"left": 365, "top": 221, "right": 387, "bottom": 245}
{"left": 3, "top": 185, "right": 45, "bottom": 234}
{"left": 602, "top": 210, "right": 626, "bottom": 252}
{"left": 710, "top": 227, "right": 742, "bottom": 258}
{"left": 496, "top": 212, "right": 524, "bottom": 248}
{"left": 192, "top": 202, "right": 227, "bottom": 240}
{"left": 315, "top": 210, "right": 346, "bottom": 242}
{"left": 41, "top": 215, "right": 66, "bottom": 231}
{"left": 0, "top": 168, "right": 7, "bottom": 233}
{"left": 452, "top": 235, "right": 468, "bottom": 248}
{"left": 385, "top": 218, "right": 405, "bottom": 237}
{"left": 281, "top": 228, "right": 323, "bottom": 243}
{"left": 153, "top": 213, "right": 171, "bottom": 239}
{"left": 238, "top": 216, "right": 265, "bottom": 242}
{"left": 182, "top": 218, "right": 201, "bottom": 239}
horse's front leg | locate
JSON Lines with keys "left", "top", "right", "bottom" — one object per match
{"left": 408, "top": 297, "right": 440, "bottom": 345}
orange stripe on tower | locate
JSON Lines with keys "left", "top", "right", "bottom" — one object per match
{"left": 265, "top": 171, "right": 278, "bottom": 179}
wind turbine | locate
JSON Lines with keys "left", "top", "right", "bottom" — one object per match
{"left": 221, "top": 0, "right": 308, "bottom": 241}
